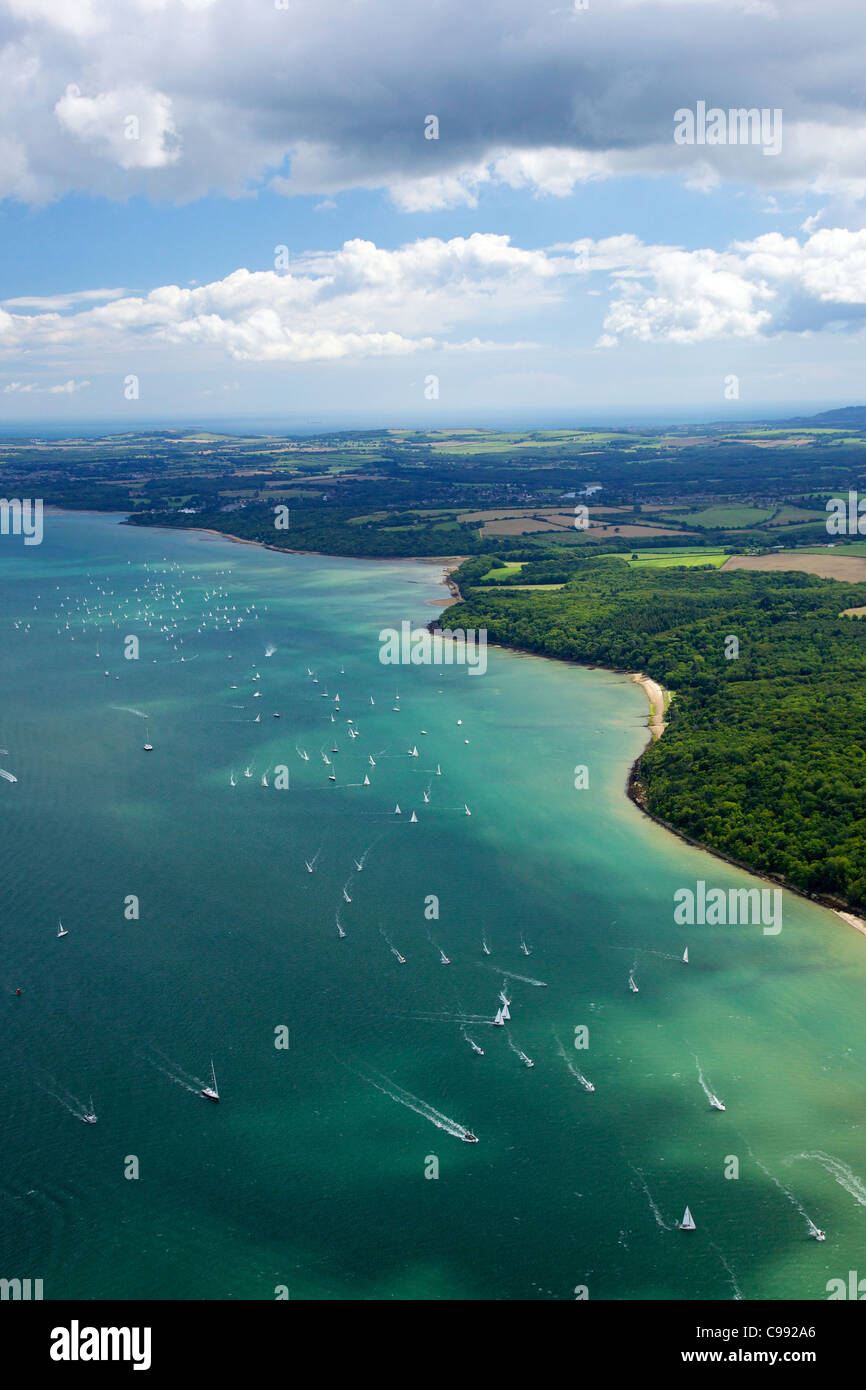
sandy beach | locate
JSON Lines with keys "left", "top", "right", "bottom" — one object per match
{"left": 631, "top": 672, "right": 669, "bottom": 740}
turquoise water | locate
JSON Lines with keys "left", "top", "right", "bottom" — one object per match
{"left": 1, "top": 511, "right": 865, "bottom": 1301}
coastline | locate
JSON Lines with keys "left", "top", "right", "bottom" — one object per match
{"left": 70, "top": 510, "right": 866, "bottom": 941}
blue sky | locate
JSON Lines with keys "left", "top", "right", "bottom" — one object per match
{"left": 1, "top": 0, "right": 865, "bottom": 428}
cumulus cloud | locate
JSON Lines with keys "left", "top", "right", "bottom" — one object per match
{"left": 0, "top": 0, "right": 864, "bottom": 205}
{"left": 1, "top": 230, "right": 866, "bottom": 374}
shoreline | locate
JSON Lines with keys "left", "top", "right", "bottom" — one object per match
{"left": 59, "top": 510, "right": 866, "bottom": 940}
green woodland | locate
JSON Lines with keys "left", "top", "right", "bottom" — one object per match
{"left": 449, "top": 556, "right": 866, "bottom": 911}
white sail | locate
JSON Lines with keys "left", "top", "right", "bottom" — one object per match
{"left": 410, "top": 811, "right": 418, "bottom": 823}
{"left": 683, "top": 947, "right": 689, "bottom": 963}
{"left": 680, "top": 1206, "right": 696, "bottom": 1230}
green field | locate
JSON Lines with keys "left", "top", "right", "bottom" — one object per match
{"left": 662, "top": 505, "right": 776, "bottom": 528}
{"left": 481, "top": 561, "right": 525, "bottom": 581}
{"left": 605, "top": 548, "right": 730, "bottom": 569}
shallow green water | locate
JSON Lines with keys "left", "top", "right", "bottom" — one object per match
{"left": 1, "top": 512, "right": 864, "bottom": 1301}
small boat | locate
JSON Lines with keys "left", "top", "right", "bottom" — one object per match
{"left": 423, "top": 791, "right": 429, "bottom": 802}
{"left": 392, "top": 948, "right": 406, "bottom": 964}
{"left": 273, "top": 712, "right": 280, "bottom": 719}
{"left": 332, "top": 744, "right": 338, "bottom": 754}
{"left": 368, "top": 756, "right": 376, "bottom": 767}
{"left": 57, "top": 919, "right": 68, "bottom": 938}
{"left": 501, "top": 1003, "right": 511, "bottom": 1020}
{"left": 230, "top": 771, "right": 236, "bottom": 786}
{"left": 521, "top": 1055, "right": 534, "bottom": 1069}
{"left": 261, "top": 773, "right": 268, "bottom": 787}
{"left": 493, "top": 1008, "right": 505, "bottom": 1026}
{"left": 482, "top": 937, "right": 491, "bottom": 956}
{"left": 410, "top": 746, "right": 418, "bottom": 757}
{"left": 439, "top": 949, "right": 450, "bottom": 965}
{"left": 394, "top": 803, "right": 401, "bottom": 815}
{"left": 457, "top": 719, "right": 462, "bottom": 726}
{"left": 253, "top": 713, "right": 261, "bottom": 723}
{"left": 201, "top": 1059, "right": 219, "bottom": 1103}
{"left": 328, "top": 771, "right": 336, "bottom": 781}
{"left": 353, "top": 858, "right": 364, "bottom": 872}
{"left": 81, "top": 1097, "right": 97, "bottom": 1124}
{"left": 337, "top": 921, "right": 346, "bottom": 939}
{"left": 370, "top": 696, "right": 375, "bottom": 706}
{"left": 709, "top": 1094, "right": 726, "bottom": 1112}
{"left": 682, "top": 947, "right": 689, "bottom": 964}
{"left": 244, "top": 766, "right": 252, "bottom": 778}
{"left": 363, "top": 774, "right": 370, "bottom": 786}
{"left": 409, "top": 812, "right": 418, "bottom": 823}
{"left": 462, "top": 1131, "right": 479, "bottom": 1144}
{"left": 520, "top": 939, "right": 531, "bottom": 956}
{"left": 143, "top": 724, "right": 153, "bottom": 751}
{"left": 464, "top": 804, "right": 471, "bottom": 816}
{"left": 628, "top": 973, "right": 639, "bottom": 994}
{"left": 343, "top": 887, "right": 352, "bottom": 902}
{"left": 305, "top": 859, "right": 314, "bottom": 873}
{"left": 465, "top": 1036, "right": 484, "bottom": 1056}
{"left": 808, "top": 1221, "right": 826, "bottom": 1242}
{"left": 435, "top": 764, "right": 441, "bottom": 776}
{"left": 679, "top": 1206, "right": 696, "bottom": 1231}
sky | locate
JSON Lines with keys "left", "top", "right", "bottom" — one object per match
{"left": 1, "top": 0, "right": 865, "bottom": 429}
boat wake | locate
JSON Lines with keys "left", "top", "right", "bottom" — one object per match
{"left": 110, "top": 706, "right": 149, "bottom": 719}
{"left": 628, "top": 1163, "right": 674, "bottom": 1231}
{"left": 140, "top": 1046, "right": 204, "bottom": 1095}
{"left": 35, "top": 1076, "right": 93, "bottom": 1122}
{"left": 692, "top": 1054, "right": 725, "bottom": 1110}
{"left": 745, "top": 1142, "right": 821, "bottom": 1233}
{"left": 708, "top": 1239, "right": 744, "bottom": 1301}
{"left": 789, "top": 1151, "right": 866, "bottom": 1207}
{"left": 348, "top": 1063, "right": 477, "bottom": 1142}
{"left": 553, "top": 1032, "right": 595, "bottom": 1091}
{"left": 481, "top": 965, "right": 547, "bottom": 987}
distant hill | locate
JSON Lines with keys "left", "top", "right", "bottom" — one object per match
{"left": 772, "top": 405, "right": 866, "bottom": 429}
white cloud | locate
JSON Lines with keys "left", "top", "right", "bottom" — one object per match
{"left": 0, "top": 0, "right": 864, "bottom": 205}
{"left": 3, "top": 378, "right": 90, "bottom": 393}
{"left": 55, "top": 84, "right": 180, "bottom": 169}
{"left": 2, "top": 229, "right": 866, "bottom": 376}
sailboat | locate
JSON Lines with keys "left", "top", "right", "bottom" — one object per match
{"left": 81, "top": 1097, "right": 97, "bottom": 1124}
{"left": 628, "top": 972, "right": 639, "bottom": 994}
{"left": 410, "top": 811, "right": 418, "bottom": 823}
{"left": 328, "top": 770, "right": 336, "bottom": 781}
{"left": 520, "top": 937, "right": 531, "bottom": 956}
{"left": 57, "top": 919, "right": 68, "bottom": 938}
{"left": 363, "top": 774, "right": 370, "bottom": 786}
{"left": 244, "top": 766, "right": 252, "bottom": 778}
{"left": 435, "top": 764, "right": 441, "bottom": 776}
{"left": 679, "top": 1206, "right": 696, "bottom": 1231}
{"left": 201, "top": 1059, "right": 219, "bottom": 1103}
{"left": 253, "top": 712, "right": 261, "bottom": 723}
{"left": 501, "top": 1002, "right": 511, "bottom": 1020}
{"left": 439, "top": 949, "right": 451, "bottom": 965}
{"left": 143, "top": 724, "right": 153, "bottom": 752}
{"left": 336, "top": 914, "right": 346, "bottom": 939}
{"left": 230, "top": 771, "right": 236, "bottom": 786}
{"left": 394, "top": 803, "right": 401, "bottom": 815}
{"left": 261, "top": 773, "right": 268, "bottom": 787}
{"left": 808, "top": 1220, "right": 826, "bottom": 1242}
{"left": 343, "top": 886, "right": 352, "bottom": 902}
{"left": 464, "top": 804, "right": 471, "bottom": 816}
{"left": 709, "top": 1094, "right": 726, "bottom": 1112}
{"left": 482, "top": 935, "right": 491, "bottom": 956}
{"left": 493, "top": 1008, "right": 505, "bottom": 1026}
{"left": 368, "top": 755, "right": 376, "bottom": 767}
{"left": 682, "top": 946, "right": 689, "bottom": 964}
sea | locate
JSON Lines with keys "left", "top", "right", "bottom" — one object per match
{"left": 1, "top": 509, "right": 864, "bottom": 1301}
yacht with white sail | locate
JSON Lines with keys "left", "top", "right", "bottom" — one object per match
{"left": 201, "top": 1060, "right": 219, "bottom": 1103}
